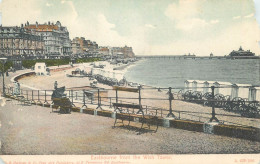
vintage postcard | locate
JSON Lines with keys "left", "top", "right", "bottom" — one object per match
{"left": 0, "top": 0, "right": 260, "bottom": 163}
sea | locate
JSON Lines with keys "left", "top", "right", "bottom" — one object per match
{"left": 124, "top": 58, "right": 260, "bottom": 88}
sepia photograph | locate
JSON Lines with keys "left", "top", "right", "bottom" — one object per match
{"left": 0, "top": 0, "right": 260, "bottom": 163}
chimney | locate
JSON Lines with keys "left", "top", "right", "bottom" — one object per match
{"left": 48, "top": 21, "right": 50, "bottom": 25}
{"left": 36, "top": 21, "right": 38, "bottom": 28}
{"left": 27, "top": 21, "right": 29, "bottom": 26}
{"left": 21, "top": 24, "right": 23, "bottom": 27}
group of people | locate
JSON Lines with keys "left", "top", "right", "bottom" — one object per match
{"left": 13, "top": 81, "right": 21, "bottom": 95}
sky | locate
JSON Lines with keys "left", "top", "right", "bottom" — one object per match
{"left": 0, "top": 0, "right": 259, "bottom": 56}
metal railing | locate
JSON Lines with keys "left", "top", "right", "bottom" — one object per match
{"left": 3, "top": 85, "right": 260, "bottom": 128}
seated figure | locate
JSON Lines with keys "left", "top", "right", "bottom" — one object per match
{"left": 51, "top": 86, "right": 66, "bottom": 99}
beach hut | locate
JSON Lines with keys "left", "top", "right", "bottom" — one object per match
{"left": 231, "top": 84, "right": 239, "bottom": 100}
{"left": 256, "top": 87, "right": 260, "bottom": 101}
{"left": 215, "top": 81, "right": 232, "bottom": 96}
{"left": 84, "top": 66, "right": 92, "bottom": 74}
{"left": 184, "top": 80, "right": 193, "bottom": 92}
{"left": 94, "top": 68, "right": 102, "bottom": 75}
{"left": 249, "top": 87, "right": 260, "bottom": 101}
{"left": 92, "top": 68, "right": 97, "bottom": 75}
{"left": 213, "top": 82, "right": 220, "bottom": 95}
{"left": 203, "top": 81, "right": 209, "bottom": 94}
{"left": 104, "top": 70, "right": 110, "bottom": 78}
{"left": 192, "top": 81, "right": 197, "bottom": 91}
{"left": 231, "top": 84, "right": 251, "bottom": 100}
{"left": 202, "top": 81, "right": 215, "bottom": 94}
{"left": 237, "top": 84, "right": 251, "bottom": 99}
{"left": 195, "top": 80, "right": 205, "bottom": 93}
{"left": 115, "top": 72, "right": 124, "bottom": 81}
{"left": 35, "top": 63, "right": 47, "bottom": 75}
{"left": 213, "top": 81, "right": 232, "bottom": 96}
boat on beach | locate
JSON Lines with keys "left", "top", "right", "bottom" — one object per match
{"left": 66, "top": 74, "right": 92, "bottom": 78}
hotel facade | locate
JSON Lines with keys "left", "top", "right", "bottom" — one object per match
{"left": 0, "top": 26, "right": 45, "bottom": 57}
{"left": 24, "top": 21, "right": 72, "bottom": 57}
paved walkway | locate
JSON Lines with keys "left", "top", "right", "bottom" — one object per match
{"left": 0, "top": 99, "right": 260, "bottom": 155}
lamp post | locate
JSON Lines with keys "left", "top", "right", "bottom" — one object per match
{"left": 0, "top": 58, "right": 7, "bottom": 97}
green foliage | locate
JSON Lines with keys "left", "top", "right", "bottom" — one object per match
{"left": 76, "top": 57, "right": 100, "bottom": 63}
{"left": 0, "top": 61, "right": 13, "bottom": 72}
{"left": 22, "top": 57, "right": 100, "bottom": 69}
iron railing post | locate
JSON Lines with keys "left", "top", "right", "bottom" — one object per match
{"left": 109, "top": 97, "right": 112, "bottom": 108}
{"left": 44, "top": 90, "right": 47, "bottom": 104}
{"left": 137, "top": 86, "right": 142, "bottom": 114}
{"left": 37, "top": 90, "right": 40, "bottom": 103}
{"left": 116, "top": 89, "right": 118, "bottom": 103}
{"left": 71, "top": 90, "right": 74, "bottom": 106}
{"left": 96, "top": 88, "right": 102, "bottom": 110}
{"left": 209, "top": 86, "right": 219, "bottom": 122}
{"left": 167, "top": 87, "right": 175, "bottom": 117}
{"left": 26, "top": 90, "right": 28, "bottom": 101}
{"left": 31, "top": 90, "right": 34, "bottom": 102}
{"left": 82, "top": 89, "right": 87, "bottom": 108}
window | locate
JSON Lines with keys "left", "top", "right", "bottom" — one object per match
{"left": 38, "top": 66, "right": 41, "bottom": 69}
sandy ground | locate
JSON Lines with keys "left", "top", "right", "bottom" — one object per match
{"left": 1, "top": 99, "right": 260, "bottom": 155}
{"left": 14, "top": 65, "right": 260, "bottom": 128}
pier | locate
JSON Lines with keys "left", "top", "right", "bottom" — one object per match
{"left": 136, "top": 55, "right": 260, "bottom": 60}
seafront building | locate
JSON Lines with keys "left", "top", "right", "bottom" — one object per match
{"left": 72, "top": 37, "right": 98, "bottom": 56}
{"left": 98, "top": 47, "right": 110, "bottom": 56}
{"left": 0, "top": 20, "right": 135, "bottom": 64}
{"left": 0, "top": 26, "right": 45, "bottom": 57}
{"left": 71, "top": 38, "right": 82, "bottom": 57}
{"left": 24, "top": 21, "right": 72, "bottom": 57}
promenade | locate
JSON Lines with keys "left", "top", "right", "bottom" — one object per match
{"left": 1, "top": 99, "right": 260, "bottom": 154}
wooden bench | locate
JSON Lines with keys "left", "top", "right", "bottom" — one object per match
{"left": 52, "top": 97, "right": 72, "bottom": 114}
{"left": 113, "top": 103, "right": 158, "bottom": 132}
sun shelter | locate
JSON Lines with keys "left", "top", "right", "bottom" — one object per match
{"left": 35, "top": 62, "right": 47, "bottom": 75}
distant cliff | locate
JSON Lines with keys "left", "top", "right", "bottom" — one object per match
{"left": 112, "top": 45, "right": 135, "bottom": 58}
